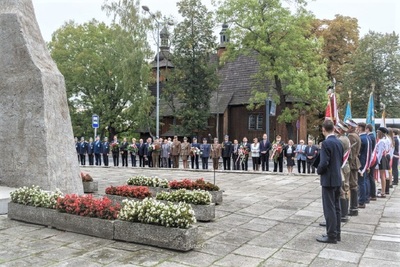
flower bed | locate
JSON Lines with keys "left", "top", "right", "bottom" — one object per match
{"left": 126, "top": 175, "right": 169, "bottom": 195}
{"left": 105, "top": 185, "right": 151, "bottom": 199}
{"left": 10, "top": 185, "right": 62, "bottom": 209}
{"left": 168, "top": 178, "right": 223, "bottom": 204}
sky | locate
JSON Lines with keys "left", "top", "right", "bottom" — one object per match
{"left": 32, "top": 0, "right": 400, "bottom": 44}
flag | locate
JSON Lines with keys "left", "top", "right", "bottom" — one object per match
{"left": 381, "top": 109, "right": 386, "bottom": 128}
{"left": 366, "top": 92, "right": 375, "bottom": 132}
{"left": 344, "top": 101, "right": 352, "bottom": 122}
{"left": 325, "top": 90, "right": 338, "bottom": 124}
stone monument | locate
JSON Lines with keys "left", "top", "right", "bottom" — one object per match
{"left": 0, "top": 0, "right": 83, "bottom": 194}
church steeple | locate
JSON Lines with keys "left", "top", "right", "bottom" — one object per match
{"left": 160, "top": 26, "right": 169, "bottom": 51}
{"left": 217, "top": 23, "right": 229, "bottom": 57}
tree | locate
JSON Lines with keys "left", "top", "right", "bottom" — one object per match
{"left": 163, "top": 0, "right": 219, "bottom": 136}
{"left": 343, "top": 31, "right": 400, "bottom": 118}
{"left": 216, "top": 0, "right": 328, "bottom": 135}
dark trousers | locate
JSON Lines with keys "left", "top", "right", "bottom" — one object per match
{"left": 112, "top": 152, "right": 119, "bottom": 166}
{"left": 102, "top": 154, "right": 109, "bottom": 166}
{"left": 297, "top": 159, "right": 306, "bottom": 173}
{"left": 322, "top": 186, "right": 341, "bottom": 238}
{"left": 130, "top": 154, "right": 136, "bottom": 167}
{"left": 273, "top": 157, "right": 283, "bottom": 172}
{"left": 232, "top": 154, "right": 240, "bottom": 170}
{"left": 80, "top": 154, "right": 86, "bottom": 165}
{"left": 241, "top": 156, "right": 249, "bottom": 171}
{"left": 95, "top": 153, "right": 101, "bottom": 166}
{"left": 392, "top": 156, "right": 399, "bottom": 184}
{"left": 223, "top": 157, "right": 231, "bottom": 170}
{"left": 191, "top": 155, "right": 199, "bottom": 169}
{"left": 139, "top": 155, "right": 145, "bottom": 167}
{"left": 202, "top": 157, "right": 208, "bottom": 169}
{"left": 306, "top": 159, "right": 315, "bottom": 173}
{"left": 367, "top": 169, "right": 376, "bottom": 198}
{"left": 147, "top": 155, "right": 153, "bottom": 167}
{"left": 260, "top": 153, "right": 269, "bottom": 171}
{"left": 172, "top": 155, "right": 179, "bottom": 168}
{"left": 121, "top": 152, "right": 128, "bottom": 167}
{"left": 88, "top": 154, "right": 94, "bottom": 165}
{"left": 358, "top": 172, "right": 367, "bottom": 204}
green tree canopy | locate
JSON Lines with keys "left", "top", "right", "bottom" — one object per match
{"left": 49, "top": 18, "right": 153, "bottom": 139}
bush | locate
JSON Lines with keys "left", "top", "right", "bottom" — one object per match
{"left": 105, "top": 185, "right": 151, "bottom": 199}
{"left": 169, "top": 178, "right": 219, "bottom": 191}
{"left": 118, "top": 198, "right": 196, "bottom": 228}
{"left": 56, "top": 194, "right": 120, "bottom": 220}
{"left": 126, "top": 175, "right": 169, "bottom": 188}
{"left": 156, "top": 189, "right": 211, "bottom": 205}
{"left": 10, "top": 185, "right": 63, "bottom": 209}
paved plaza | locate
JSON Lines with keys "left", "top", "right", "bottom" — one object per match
{"left": 0, "top": 167, "right": 399, "bottom": 266}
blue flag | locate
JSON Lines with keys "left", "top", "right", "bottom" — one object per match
{"left": 344, "top": 102, "right": 352, "bottom": 122}
{"left": 366, "top": 92, "right": 375, "bottom": 132}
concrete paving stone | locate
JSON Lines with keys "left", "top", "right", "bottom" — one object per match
{"left": 238, "top": 219, "right": 278, "bottom": 233}
{"left": 0, "top": 246, "right": 39, "bottom": 262}
{"left": 363, "top": 247, "right": 400, "bottom": 261}
{"left": 309, "top": 257, "right": 358, "bottom": 267}
{"left": 283, "top": 227, "right": 327, "bottom": 254}
{"left": 260, "top": 208, "right": 297, "bottom": 221}
{"left": 50, "top": 258, "right": 104, "bottom": 267}
{"left": 272, "top": 248, "right": 317, "bottom": 265}
{"left": 34, "top": 246, "right": 86, "bottom": 262}
{"left": 112, "top": 249, "right": 172, "bottom": 267}
{"left": 194, "top": 241, "right": 238, "bottom": 256}
{"left": 154, "top": 261, "right": 192, "bottom": 267}
{"left": 330, "top": 232, "right": 371, "bottom": 254}
{"left": 207, "top": 228, "right": 261, "bottom": 246}
{"left": 358, "top": 257, "right": 400, "bottom": 267}
{"left": 372, "top": 234, "right": 400, "bottom": 243}
{"left": 168, "top": 251, "right": 221, "bottom": 267}
{"left": 82, "top": 247, "right": 144, "bottom": 265}
{"left": 345, "top": 214, "right": 381, "bottom": 225}
{"left": 0, "top": 256, "right": 56, "bottom": 267}
{"left": 215, "top": 213, "right": 255, "bottom": 226}
{"left": 107, "top": 241, "right": 147, "bottom": 252}
{"left": 236, "top": 203, "right": 274, "bottom": 216}
{"left": 342, "top": 222, "right": 377, "bottom": 235}
{"left": 259, "top": 258, "right": 308, "bottom": 267}
{"left": 318, "top": 248, "right": 362, "bottom": 264}
{"left": 367, "top": 239, "right": 400, "bottom": 252}
{"left": 231, "top": 244, "right": 277, "bottom": 259}
{"left": 285, "top": 214, "right": 318, "bottom": 226}
{"left": 213, "top": 253, "right": 265, "bottom": 267}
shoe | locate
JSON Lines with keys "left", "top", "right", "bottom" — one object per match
{"left": 358, "top": 204, "right": 366, "bottom": 209}
{"left": 316, "top": 235, "right": 337, "bottom": 244}
{"left": 390, "top": 185, "right": 393, "bottom": 188}
{"left": 370, "top": 197, "right": 377, "bottom": 201}
{"left": 319, "top": 222, "right": 326, "bottom": 227}
{"left": 349, "top": 209, "right": 358, "bottom": 216}
{"left": 377, "top": 194, "right": 386, "bottom": 198}
{"left": 323, "top": 234, "right": 341, "bottom": 241}
{"left": 341, "top": 216, "right": 348, "bottom": 222}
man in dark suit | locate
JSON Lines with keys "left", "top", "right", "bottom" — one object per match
{"left": 120, "top": 137, "right": 129, "bottom": 167}
{"left": 357, "top": 122, "right": 372, "bottom": 208}
{"left": 111, "top": 135, "right": 120, "bottom": 167}
{"left": 200, "top": 138, "right": 211, "bottom": 169}
{"left": 392, "top": 129, "right": 399, "bottom": 185}
{"left": 241, "top": 137, "right": 251, "bottom": 171}
{"left": 87, "top": 137, "right": 94, "bottom": 166}
{"left": 138, "top": 139, "right": 146, "bottom": 167}
{"left": 305, "top": 140, "right": 318, "bottom": 174}
{"left": 317, "top": 120, "right": 343, "bottom": 244}
{"left": 93, "top": 135, "right": 102, "bottom": 166}
{"left": 222, "top": 135, "right": 233, "bottom": 170}
{"left": 232, "top": 139, "right": 240, "bottom": 170}
{"left": 78, "top": 137, "right": 87, "bottom": 166}
{"left": 259, "top": 133, "right": 271, "bottom": 171}
{"left": 101, "top": 137, "right": 110, "bottom": 166}
{"left": 366, "top": 124, "right": 377, "bottom": 200}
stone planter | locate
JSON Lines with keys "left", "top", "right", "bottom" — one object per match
{"left": 8, "top": 202, "right": 57, "bottom": 226}
{"left": 83, "top": 181, "right": 98, "bottom": 193}
{"left": 52, "top": 212, "right": 114, "bottom": 239}
{"left": 156, "top": 200, "right": 215, "bottom": 222}
{"left": 105, "top": 194, "right": 144, "bottom": 204}
{"left": 146, "top": 186, "right": 169, "bottom": 196}
{"left": 114, "top": 220, "right": 198, "bottom": 251}
{"left": 209, "top": 190, "right": 223, "bottom": 205}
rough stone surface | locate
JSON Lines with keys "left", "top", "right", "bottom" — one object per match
{"left": 0, "top": 0, "right": 82, "bottom": 194}
{"left": 210, "top": 190, "right": 223, "bottom": 204}
{"left": 83, "top": 181, "right": 98, "bottom": 193}
{"left": 114, "top": 220, "right": 198, "bottom": 251}
{"left": 7, "top": 202, "right": 57, "bottom": 226}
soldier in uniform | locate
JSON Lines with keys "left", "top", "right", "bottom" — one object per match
{"left": 180, "top": 137, "right": 191, "bottom": 169}
{"left": 170, "top": 136, "right": 181, "bottom": 168}
{"left": 87, "top": 137, "right": 94, "bottom": 166}
{"left": 221, "top": 135, "right": 233, "bottom": 170}
{"left": 211, "top": 138, "right": 222, "bottom": 170}
{"left": 345, "top": 119, "right": 361, "bottom": 216}
{"left": 102, "top": 137, "right": 110, "bottom": 166}
{"left": 357, "top": 122, "right": 372, "bottom": 209}
{"left": 200, "top": 138, "right": 211, "bottom": 169}
{"left": 190, "top": 137, "right": 200, "bottom": 169}
{"left": 93, "top": 135, "right": 102, "bottom": 166}
{"left": 78, "top": 137, "right": 87, "bottom": 166}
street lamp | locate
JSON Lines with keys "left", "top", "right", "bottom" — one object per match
{"left": 142, "top": 6, "right": 173, "bottom": 139}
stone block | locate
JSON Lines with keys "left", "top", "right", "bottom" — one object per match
{"left": 114, "top": 220, "right": 198, "bottom": 251}
{"left": 52, "top": 212, "right": 114, "bottom": 240}
{"left": 7, "top": 202, "right": 57, "bottom": 226}
{"left": 191, "top": 203, "right": 215, "bottom": 222}
{"left": 210, "top": 190, "right": 223, "bottom": 205}
{"left": 105, "top": 194, "right": 144, "bottom": 204}
{"left": 83, "top": 181, "right": 98, "bottom": 193}
{"left": 147, "top": 186, "right": 169, "bottom": 196}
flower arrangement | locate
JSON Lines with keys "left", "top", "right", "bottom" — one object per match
{"left": 80, "top": 171, "right": 93, "bottom": 182}
{"left": 126, "top": 175, "right": 169, "bottom": 188}
{"left": 105, "top": 185, "right": 151, "bottom": 199}
{"left": 10, "top": 185, "right": 63, "bottom": 209}
{"left": 190, "top": 147, "right": 200, "bottom": 156}
{"left": 127, "top": 144, "right": 138, "bottom": 153}
{"left": 118, "top": 198, "right": 196, "bottom": 228}
{"left": 111, "top": 142, "right": 119, "bottom": 151}
{"left": 156, "top": 189, "right": 211, "bottom": 205}
{"left": 56, "top": 194, "right": 120, "bottom": 220}
{"left": 270, "top": 142, "right": 283, "bottom": 162}
{"left": 168, "top": 178, "right": 219, "bottom": 191}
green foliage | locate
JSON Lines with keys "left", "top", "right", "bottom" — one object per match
{"left": 49, "top": 12, "right": 153, "bottom": 139}
{"left": 10, "top": 185, "right": 63, "bottom": 209}
{"left": 164, "top": 0, "right": 219, "bottom": 136}
{"left": 216, "top": 0, "right": 328, "bottom": 124}
{"left": 343, "top": 31, "right": 400, "bottom": 118}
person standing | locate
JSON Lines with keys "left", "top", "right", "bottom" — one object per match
{"left": 357, "top": 122, "right": 372, "bottom": 209}
{"left": 240, "top": 137, "right": 251, "bottom": 171}
{"left": 260, "top": 133, "right": 271, "bottom": 171}
{"left": 190, "top": 137, "right": 200, "bottom": 169}
{"left": 102, "top": 137, "right": 110, "bottom": 167}
{"left": 222, "top": 135, "right": 233, "bottom": 170}
{"left": 93, "top": 135, "right": 102, "bottom": 166}
{"left": 366, "top": 124, "right": 377, "bottom": 201}
{"left": 161, "top": 139, "right": 170, "bottom": 168}
{"left": 232, "top": 139, "right": 240, "bottom": 170}
{"left": 87, "top": 137, "right": 94, "bottom": 166}
{"left": 78, "top": 137, "right": 87, "bottom": 166}
{"left": 152, "top": 138, "right": 161, "bottom": 168}
{"left": 284, "top": 140, "right": 296, "bottom": 174}
{"left": 144, "top": 137, "right": 153, "bottom": 168}
{"left": 129, "top": 138, "right": 138, "bottom": 167}
{"left": 211, "top": 138, "right": 222, "bottom": 170}
{"left": 305, "top": 140, "right": 318, "bottom": 174}
{"left": 170, "top": 136, "right": 181, "bottom": 168}
{"left": 138, "top": 139, "right": 146, "bottom": 167}
{"left": 74, "top": 137, "right": 80, "bottom": 163}
{"left": 200, "top": 138, "right": 211, "bottom": 169}
{"left": 295, "top": 140, "right": 307, "bottom": 173}
{"left": 180, "top": 137, "right": 191, "bottom": 169}
{"left": 345, "top": 119, "right": 361, "bottom": 216}
{"left": 316, "top": 120, "right": 343, "bottom": 244}
{"left": 120, "top": 137, "right": 129, "bottom": 167}
{"left": 271, "top": 135, "right": 284, "bottom": 172}
{"left": 250, "top": 137, "right": 260, "bottom": 171}
{"left": 392, "top": 129, "right": 399, "bottom": 185}
{"left": 111, "top": 135, "right": 120, "bottom": 167}
{"left": 375, "top": 127, "right": 390, "bottom": 198}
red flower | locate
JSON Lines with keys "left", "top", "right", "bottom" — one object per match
{"left": 105, "top": 185, "right": 151, "bottom": 199}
